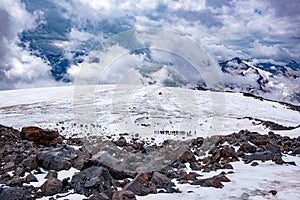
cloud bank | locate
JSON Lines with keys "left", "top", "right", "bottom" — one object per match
{"left": 0, "top": 0, "right": 299, "bottom": 89}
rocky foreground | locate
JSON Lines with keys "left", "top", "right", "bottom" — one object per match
{"left": 0, "top": 124, "right": 300, "bottom": 200}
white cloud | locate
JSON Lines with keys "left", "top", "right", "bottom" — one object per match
{"left": 249, "top": 40, "right": 299, "bottom": 61}
{"left": 1, "top": 0, "right": 299, "bottom": 90}
{"left": 0, "top": 0, "right": 58, "bottom": 89}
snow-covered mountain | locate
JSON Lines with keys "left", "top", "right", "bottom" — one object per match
{"left": 192, "top": 57, "right": 300, "bottom": 105}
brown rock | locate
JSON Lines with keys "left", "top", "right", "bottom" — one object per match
{"left": 89, "top": 193, "right": 110, "bottom": 200}
{"left": 191, "top": 174, "right": 230, "bottom": 188}
{"left": 124, "top": 173, "right": 156, "bottom": 196}
{"left": 151, "top": 172, "right": 171, "bottom": 185}
{"left": 239, "top": 143, "right": 257, "bottom": 153}
{"left": 112, "top": 190, "right": 136, "bottom": 200}
{"left": 2, "top": 161, "right": 15, "bottom": 172}
{"left": 21, "top": 126, "right": 60, "bottom": 146}
{"left": 185, "top": 174, "right": 197, "bottom": 181}
{"left": 41, "top": 178, "right": 63, "bottom": 196}
{"left": 246, "top": 132, "right": 268, "bottom": 146}
{"left": 6, "top": 176, "right": 22, "bottom": 186}
{"left": 72, "top": 148, "right": 91, "bottom": 170}
{"left": 179, "top": 150, "right": 196, "bottom": 163}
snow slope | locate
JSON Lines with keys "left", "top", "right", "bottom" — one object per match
{"left": 0, "top": 85, "right": 299, "bottom": 200}
{"left": 0, "top": 85, "right": 299, "bottom": 140}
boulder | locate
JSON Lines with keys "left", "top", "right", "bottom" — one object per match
{"left": 72, "top": 148, "right": 91, "bottom": 170}
{"left": 179, "top": 150, "right": 196, "bottom": 163}
{"left": 71, "top": 166, "right": 112, "bottom": 197}
{"left": 112, "top": 190, "right": 136, "bottom": 200}
{"left": 191, "top": 173, "right": 230, "bottom": 188}
{"left": 22, "top": 155, "right": 38, "bottom": 170}
{"left": 0, "top": 173, "right": 11, "bottom": 184}
{"left": 37, "top": 147, "right": 77, "bottom": 171}
{"left": 266, "top": 144, "right": 281, "bottom": 154}
{"left": 89, "top": 192, "right": 110, "bottom": 200}
{"left": 114, "top": 137, "right": 127, "bottom": 147}
{"left": 0, "top": 187, "right": 33, "bottom": 200}
{"left": 292, "top": 147, "right": 300, "bottom": 155}
{"left": 24, "top": 173, "right": 38, "bottom": 183}
{"left": 2, "top": 161, "right": 15, "bottom": 173}
{"left": 6, "top": 176, "right": 22, "bottom": 187}
{"left": 246, "top": 132, "right": 268, "bottom": 146}
{"left": 239, "top": 143, "right": 256, "bottom": 153}
{"left": 244, "top": 151, "right": 274, "bottom": 164}
{"left": 151, "top": 172, "right": 171, "bottom": 185}
{"left": 190, "top": 161, "right": 202, "bottom": 171}
{"left": 21, "top": 126, "right": 60, "bottom": 146}
{"left": 41, "top": 178, "right": 63, "bottom": 196}
{"left": 124, "top": 173, "right": 157, "bottom": 196}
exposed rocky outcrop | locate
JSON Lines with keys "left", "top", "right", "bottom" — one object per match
{"left": 0, "top": 124, "right": 299, "bottom": 199}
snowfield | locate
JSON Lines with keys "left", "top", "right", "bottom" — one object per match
{"left": 0, "top": 85, "right": 299, "bottom": 139}
{"left": 0, "top": 85, "right": 299, "bottom": 200}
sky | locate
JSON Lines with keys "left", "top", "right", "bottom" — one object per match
{"left": 0, "top": 0, "right": 299, "bottom": 89}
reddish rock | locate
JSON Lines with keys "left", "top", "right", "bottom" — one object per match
{"left": 179, "top": 150, "right": 196, "bottom": 163}
{"left": 124, "top": 173, "right": 156, "bottom": 196}
{"left": 21, "top": 126, "right": 60, "bottom": 146}
{"left": 185, "top": 174, "right": 197, "bottom": 182}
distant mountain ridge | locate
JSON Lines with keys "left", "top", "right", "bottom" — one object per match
{"left": 211, "top": 57, "right": 300, "bottom": 105}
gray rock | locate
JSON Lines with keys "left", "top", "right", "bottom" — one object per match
{"left": 0, "top": 187, "right": 33, "bottom": 200}
{"left": 114, "top": 137, "right": 127, "bottom": 147}
{"left": 37, "top": 147, "right": 77, "bottom": 171}
{"left": 22, "top": 155, "right": 38, "bottom": 170}
{"left": 25, "top": 173, "right": 38, "bottom": 183}
{"left": 71, "top": 166, "right": 112, "bottom": 197}
{"left": 292, "top": 147, "right": 300, "bottom": 155}
{"left": 244, "top": 151, "right": 274, "bottom": 164}
{"left": 0, "top": 173, "right": 11, "bottom": 184}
